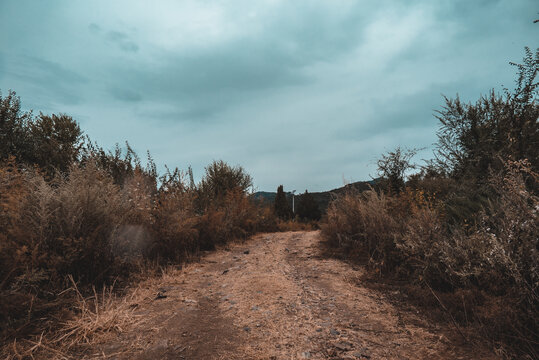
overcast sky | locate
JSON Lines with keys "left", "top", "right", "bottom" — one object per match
{"left": 0, "top": 1, "right": 537, "bottom": 191}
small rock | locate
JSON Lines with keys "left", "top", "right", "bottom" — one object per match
{"left": 353, "top": 348, "right": 370, "bottom": 359}
{"left": 251, "top": 306, "right": 259, "bottom": 311}
{"left": 334, "top": 342, "right": 353, "bottom": 352}
{"left": 301, "top": 351, "right": 311, "bottom": 359}
{"left": 243, "top": 326, "right": 251, "bottom": 332}
{"left": 155, "top": 292, "right": 167, "bottom": 300}
{"left": 243, "top": 250, "right": 250, "bottom": 254}
{"left": 330, "top": 329, "right": 340, "bottom": 336}
{"left": 222, "top": 269, "right": 229, "bottom": 275}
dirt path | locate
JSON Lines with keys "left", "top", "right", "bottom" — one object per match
{"left": 85, "top": 231, "right": 498, "bottom": 359}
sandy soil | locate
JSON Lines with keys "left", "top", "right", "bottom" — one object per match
{"left": 81, "top": 231, "right": 499, "bottom": 359}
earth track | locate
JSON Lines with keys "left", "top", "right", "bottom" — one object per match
{"left": 85, "top": 231, "right": 498, "bottom": 359}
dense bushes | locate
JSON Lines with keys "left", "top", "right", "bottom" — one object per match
{"left": 323, "top": 162, "right": 538, "bottom": 355}
{"left": 0, "top": 156, "right": 277, "bottom": 337}
{"left": 0, "top": 90, "right": 278, "bottom": 339}
{"left": 322, "top": 48, "right": 538, "bottom": 357}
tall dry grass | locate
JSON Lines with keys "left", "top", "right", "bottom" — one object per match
{"left": 322, "top": 161, "right": 538, "bottom": 357}
{"left": 0, "top": 157, "right": 277, "bottom": 354}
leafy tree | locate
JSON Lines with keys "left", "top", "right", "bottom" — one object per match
{"left": 0, "top": 90, "right": 31, "bottom": 162}
{"left": 274, "top": 185, "right": 292, "bottom": 220}
{"left": 296, "top": 190, "right": 321, "bottom": 221}
{"left": 0, "top": 90, "right": 83, "bottom": 178}
{"left": 435, "top": 47, "right": 539, "bottom": 181}
{"left": 377, "top": 146, "right": 417, "bottom": 194}
{"left": 28, "top": 113, "right": 82, "bottom": 178}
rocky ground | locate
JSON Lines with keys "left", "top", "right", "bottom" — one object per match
{"left": 80, "top": 231, "right": 498, "bottom": 359}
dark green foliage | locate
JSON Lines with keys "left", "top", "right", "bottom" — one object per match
{"left": 0, "top": 91, "right": 82, "bottom": 177}
{"left": 296, "top": 190, "right": 321, "bottom": 221}
{"left": 27, "top": 113, "right": 82, "bottom": 178}
{"left": 273, "top": 185, "right": 292, "bottom": 220}
{"left": 253, "top": 179, "right": 380, "bottom": 215}
{"left": 0, "top": 90, "right": 31, "bottom": 162}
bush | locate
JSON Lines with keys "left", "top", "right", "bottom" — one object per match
{"left": 322, "top": 189, "right": 404, "bottom": 270}
{"left": 296, "top": 190, "right": 321, "bottom": 222}
{"left": 148, "top": 171, "right": 199, "bottom": 261}
{"left": 274, "top": 185, "right": 292, "bottom": 220}
{"left": 0, "top": 155, "right": 274, "bottom": 343}
{"left": 196, "top": 160, "right": 253, "bottom": 211}
{"left": 322, "top": 161, "right": 538, "bottom": 355}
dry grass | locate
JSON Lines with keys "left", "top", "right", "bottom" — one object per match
{"left": 276, "top": 220, "right": 316, "bottom": 232}
{"left": 0, "top": 158, "right": 276, "bottom": 346}
{"left": 321, "top": 161, "right": 539, "bottom": 357}
{"left": 1, "top": 268, "right": 183, "bottom": 359}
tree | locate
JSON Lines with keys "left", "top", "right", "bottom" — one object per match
{"left": 274, "top": 185, "right": 292, "bottom": 220}
{"left": 0, "top": 90, "right": 83, "bottom": 178}
{"left": 377, "top": 146, "right": 417, "bottom": 194}
{"left": 196, "top": 160, "right": 253, "bottom": 210}
{"left": 435, "top": 47, "right": 539, "bottom": 181}
{"left": 28, "top": 113, "right": 82, "bottom": 178}
{"left": 0, "top": 90, "right": 31, "bottom": 163}
{"left": 296, "top": 190, "right": 321, "bottom": 221}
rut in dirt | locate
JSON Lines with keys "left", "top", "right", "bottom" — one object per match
{"left": 89, "top": 231, "right": 498, "bottom": 360}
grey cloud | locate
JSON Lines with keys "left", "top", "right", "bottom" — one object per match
{"left": 106, "top": 6, "right": 370, "bottom": 120}
{"left": 96, "top": 1, "right": 372, "bottom": 119}
{"left": 0, "top": 0, "right": 536, "bottom": 191}
{"left": 88, "top": 24, "right": 139, "bottom": 53}
{"left": 106, "top": 31, "right": 139, "bottom": 52}
{"left": 88, "top": 23, "right": 101, "bottom": 33}
{"left": 1, "top": 53, "right": 87, "bottom": 105}
{"left": 109, "top": 87, "right": 142, "bottom": 102}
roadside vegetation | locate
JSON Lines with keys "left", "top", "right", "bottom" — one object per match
{"left": 322, "top": 47, "right": 538, "bottom": 358}
{"left": 0, "top": 92, "right": 281, "bottom": 357}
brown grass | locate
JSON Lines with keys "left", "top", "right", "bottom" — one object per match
{"left": 0, "top": 158, "right": 276, "bottom": 353}
{"left": 321, "top": 161, "right": 538, "bottom": 357}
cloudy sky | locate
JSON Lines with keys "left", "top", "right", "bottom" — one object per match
{"left": 0, "top": 1, "right": 536, "bottom": 191}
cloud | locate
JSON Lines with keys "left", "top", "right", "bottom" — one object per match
{"left": 105, "top": 31, "right": 139, "bottom": 53}
{"left": 0, "top": 53, "right": 88, "bottom": 106}
{"left": 109, "top": 87, "right": 142, "bottom": 102}
{"left": 0, "top": 0, "right": 537, "bottom": 191}
{"left": 88, "top": 23, "right": 139, "bottom": 53}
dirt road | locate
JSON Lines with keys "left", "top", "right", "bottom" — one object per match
{"left": 88, "top": 231, "right": 497, "bottom": 359}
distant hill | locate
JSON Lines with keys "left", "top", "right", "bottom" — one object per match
{"left": 252, "top": 178, "right": 382, "bottom": 214}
